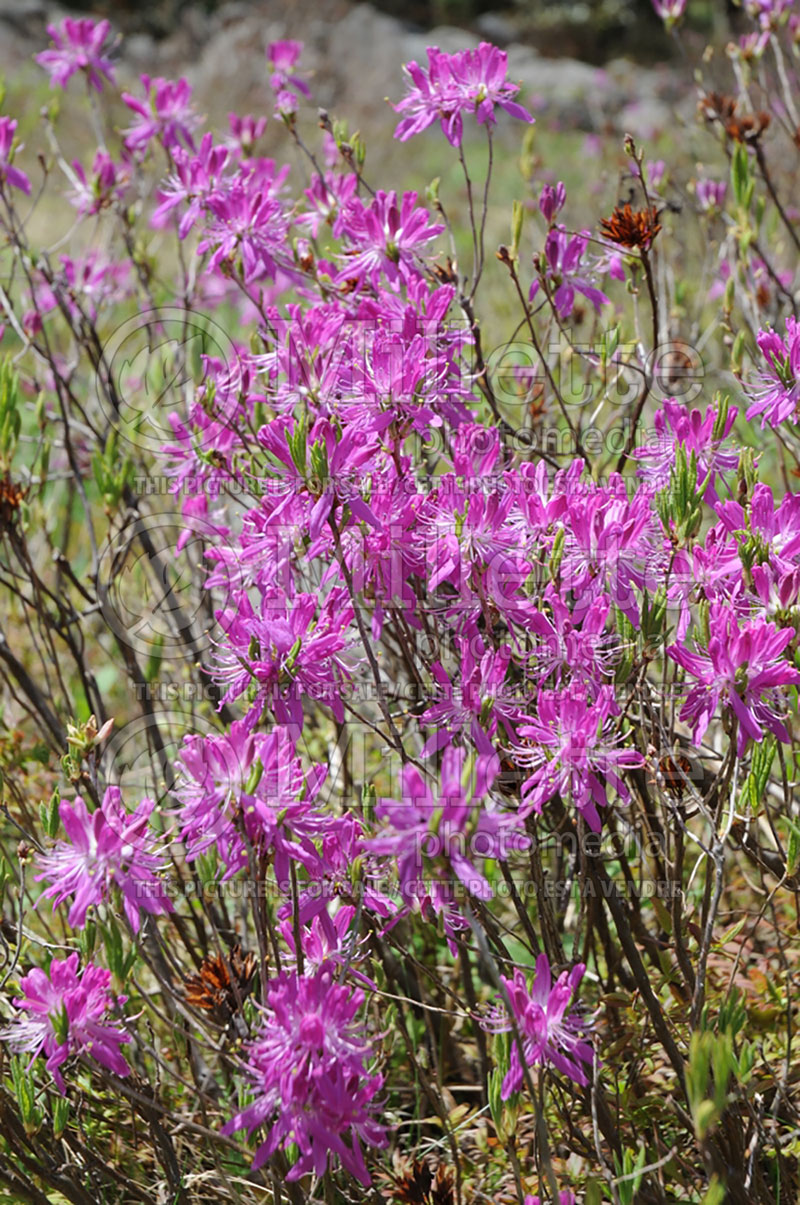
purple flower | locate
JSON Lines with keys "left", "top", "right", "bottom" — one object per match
{"left": 274, "top": 89, "right": 298, "bottom": 121}
{"left": 279, "top": 907, "right": 376, "bottom": 988}
{"left": 745, "top": 317, "right": 800, "bottom": 428}
{"left": 227, "top": 112, "right": 267, "bottom": 156}
{"left": 175, "top": 721, "right": 327, "bottom": 881}
{"left": 393, "top": 43, "right": 533, "bottom": 148}
{"left": 336, "top": 190, "right": 444, "bottom": 292}
{"left": 527, "top": 587, "right": 615, "bottom": 687}
{"left": 558, "top": 478, "right": 660, "bottom": 626}
{"left": 122, "top": 75, "right": 199, "bottom": 153}
{"left": 297, "top": 171, "right": 357, "bottom": 238}
{"left": 530, "top": 226, "right": 610, "bottom": 319}
{"left": 709, "top": 256, "right": 792, "bottom": 308}
{"left": 633, "top": 397, "right": 738, "bottom": 502}
{"left": 196, "top": 168, "right": 292, "bottom": 284}
{"left": 0, "top": 117, "right": 30, "bottom": 195}
{"left": 416, "top": 478, "right": 526, "bottom": 629}
{"left": 420, "top": 636, "right": 525, "bottom": 756}
{"left": 668, "top": 604, "right": 800, "bottom": 755}
{"left": 69, "top": 149, "right": 128, "bottom": 215}
{"left": 367, "top": 747, "right": 528, "bottom": 930}
{"left": 647, "top": 158, "right": 667, "bottom": 188}
{"left": 735, "top": 30, "right": 770, "bottom": 59}
{"left": 751, "top": 562, "right": 800, "bottom": 619}
{"left": 696, "top": 178, "right": 727, "bottom": 213}
{"left": 283, "top": 813, "right": 396, "bottom": 934}
{"left": 652, "top": 0, "right": 687, "bottom": 24}
{"left": 34, "top": 787, "right": 173, "bottom": 933}
{"left": 715, "top": 483, "right": 800, "bottom": 574}
{"left": 222, "top": 970, "right": 386, "bottom": 1184}
{"left": 514, "top": 685, "right": 644, "bottom": 832}
{"left": 257, "top": 413, "right": 384, "bottom": 540}
{"left": 746, "top": 0, "right": 793, "bottom": 28}
{"left": 210, "top": 588, "right": 353, "bottom": 730}
{"left": 152, "top": 133, "right": 230, "bottom": 238}
{"left": 0, "top": 953, "right": 130, "bottom": 1093}
{"left": 36, "top": 18, "right": 115, "bottom": 91}
{"left": 266, "top": 40, "right": 310, "bottom": 98}
{"left": 668, "top": 526, "right": 742, "bottom": 639}
{"left": 526, "top": 1194, "right": 576, "bottom": 1205}
{"left": 482, "top": 953, "right": 593, "bottom": 1094}
{"left": 538, "top": 181, "right": 566, "bottom": 224}
{"left": 28, "top": 251, "right": 132, "bottom": 325}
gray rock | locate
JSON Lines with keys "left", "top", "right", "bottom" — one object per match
{"left": 187, "top": 14, "right": 270, "bottom": 113}
{"left": 326, "top": 5, "right": 422, "bottom": 108}
{"left": 0, "top": 0, "right": 690, "bottom": 141}
{"left": 474, "top": 12, "right": 519, "bottom": 47}
{"left": 618, "top": 96, "right": 671, "bottom": 140}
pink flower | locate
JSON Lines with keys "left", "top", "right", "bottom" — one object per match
{"left": 482, "top": 953, "right": 593, "bottom": 1093}
{"left": 279, "top": 906, "right": 376, "bottom": 988}
{"left": 647, "top": 158, "right": 666, "bottom": 188}
{"left": 745, "top": 317, "right": 800, "bottom": 428}
{"left": 0, "top": 953, "right": 130, "bottom": 1093}
{"left": 266, "top": 40, "right": 310, "bottom": 98}
{"left": 652, "top": 0, "right": 687, "bottom": 24}
{"left": 222, "top": 970, "right": 386, "bottom": 1184}
{"left": 152, "top": 133, "right": 230, "bottom": 238}
{"left": 709, "top": 256, "right": 792, "bottom": 307}
{"left": 530, "top": 226, "right": 610, "bottom": 319}
{"left": 394, "top": 43, "right": 533, "bottom": 147}
{"left": 367, "top": 746, "right": 527, "bottom": 930}
{"left": 210, "top": 587, "right": 353, "bottom": 730}
{"left": 668, "top": 604, "right": 800, "bottom": 755}
{"left": 34, "top": 787, "right": 173, "bottom": 933}
{"left": 69, "top": 149, "right": 128, "bottom": 215}
{"left": 419, "top": 637, "right": 523, "bottom": 756}
{"left": 527, "top": 587, "right": 616, "bottom": 687}
{"left": 746, "top": 0, "right": 793, "bottom": 28}
{"left": 750, "top": 562, "right": 800, "bottom": 619}
{"left": 514, "top": 684, "right": 644, "bottom": 832}
{"left": 696, "top": 178, "right": 727, "bottom": 213}
{"left": 558, "top": 477, "right": 660, "bottom": 626}
{"left": 257, "top": 413, "right": 383, "bottom": 540}
{"left": 175, "top": 722, "right": 327, "bottom": 880}
{"left": 538, "top": 181, "right": 566, "bottom": 224}
{"left": 0, "top": 117, "right": 30, "bottom": 195}
{"left": 633, "top": 397, "right": 738, "bottom": 502}
{"left": 122, "top": 75, "right": 199, "bottom": 153}
{"left": 28, "top": 251, "right": 132, "bottom": 325}
{"left": 526, "top": 1194, "right": 576, "bottom": 1205}
{"left": 227, "top": 112, "right": 267, "bottom": 156}
{"left": 297, "top": 171, "right": 357, "bottom": 238}
{"left": 274, "top": 89, "right": 298, "bottom": 121}
{"left": 715, "top": 483, "right": 800, "bottom": 574}
{"left": 196, "top": 168, "right": 292, "bottom": 283}
{"left": 36, "top": 18, "right": 115, "bottom": 91}
{"left": 284, "top": 813, "right": 396, "bottom": 933}
{"left": 336, "top": 190, "right": 444, "bottom": 292}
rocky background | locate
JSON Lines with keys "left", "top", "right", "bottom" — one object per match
{"left": 0, "top": 0, "right": 711, "bottom": 145}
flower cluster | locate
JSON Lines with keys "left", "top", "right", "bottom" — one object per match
{"left": 394, "top": 42, "right": 533, "bottom": 146}
{"left": 36, "top": 17, "right": 115, "bottom": 91}
{"left": 35, "top": 787, "right": 173, "bottom": 932}
{"left": 483, "top": 954, "right": 594, "bottom": 1096}
{"left": 0, "top": 118, "right": 30, "bottom": 195}
{"left": 2, "top": 13, "right": 800, "bottom": 1199}
{"left": 745, "top": 317, "right": 800, "bottom": 428}
{"left": 221, "top": 970, "right": 386, "bottom": 1184}
{"left": 0, "top": 954, "right": 130, "bottom": 1093}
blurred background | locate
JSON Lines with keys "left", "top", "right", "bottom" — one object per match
{"left": 2, "top": 0, "right": 740, "bottom": 63}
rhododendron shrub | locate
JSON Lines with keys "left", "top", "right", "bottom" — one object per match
{"left": 0, "top": 8, "right": 799, "bottom": 1204}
